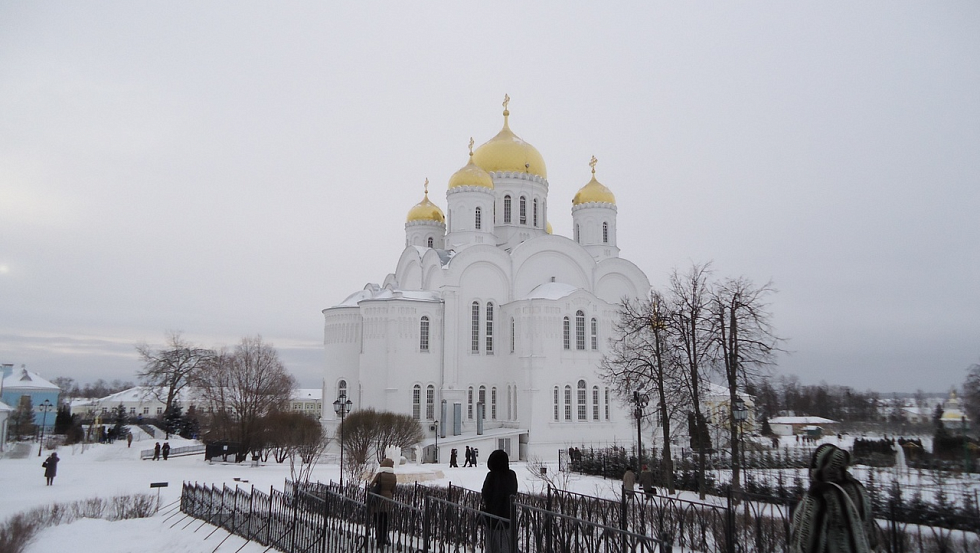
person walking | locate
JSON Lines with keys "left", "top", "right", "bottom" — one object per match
{"left": 126, "top": 433, "right": 133, "bottom": 448}
{"left": 369, "top": 458, "right": 398, "bottom": 548}
{"left": 790, "top": 443, "right": 878, "bottom": 553}
{"left": 450, "top": 448, "right": 458, "bottom": 468}
{"left": 638, "top": 465, "right": 656, "bottom": 497}
{"left": 42, "top": 452, "right": 59, "bottom": 486}
{"left": 622, "top": 466, "right": 637, "bottom": 498}
{"left": 153, "top": 442, "right": 161, "bottom": 461}
{"left": 162, "top": 442, "right": 171, "bottom": 460}
{"left": 481, "top": 450, "right": 518, "bottom": 553}
{"left": 463, "top": 446, "right": 472, "bottom": 467}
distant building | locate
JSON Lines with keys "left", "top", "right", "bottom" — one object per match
{"left": 768, "top": 416, "right": 839, "bottom": 436}
{"left": 70, "top": 386, "right": 321, "bottom": 421}
{"left": 1, "top": 363, "right": 60, "bottom": 429}
{"left": 0, "top": 400, "right": 11, "bottom": 450}
{"left": 290, "top": 389, "right": 322, "bottom": 418}
{"left": 940, "top": 390, "right": 970, "bottom": 431}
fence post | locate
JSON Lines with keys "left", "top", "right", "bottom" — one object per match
{"left": 510, "top": 494, "right": 518, "bottom": 553}
{"left": 726, "top": 487, "right": 736, "bottom": 553}
{"left": 423, "top": 493, "right": 431, "bottom": 553}
{"left": 621, "top": 484, "right": 628, "bottom": 553}
{"left": 546, "top": 486, "right": 553, "bottom": 553}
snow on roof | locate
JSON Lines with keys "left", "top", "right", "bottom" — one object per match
{"left": 293, "top": 388, "right": 322, "bottom": 401}
{"left": 769, "top": 416, "right": 839, "bottom": 425}
{"left": 334, "top": 286, "right": 442, "bottom": 308}
{"left": 0, "top": 400, "right": 12, "bottom": 412}
{"left": 522, "top": 282, "right": 578, "bottom": 300}
{"left": 2, "top": 367, "right": 60, "bottom": 391}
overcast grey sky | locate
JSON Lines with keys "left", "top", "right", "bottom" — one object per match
{"left": 1, "top": 2, "right": 977, "bottom": 393}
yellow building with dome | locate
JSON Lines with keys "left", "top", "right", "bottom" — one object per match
{"left": 322, "top": 97, "right": 650, "bottom": 461}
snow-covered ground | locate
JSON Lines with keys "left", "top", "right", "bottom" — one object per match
{"left": 0, "top": 437, "right": 628, "bottom": 553}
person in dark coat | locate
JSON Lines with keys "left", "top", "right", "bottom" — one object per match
{"left": 369, "top": 458, "right": 398, "bottom": 547}
{"left": 450, "top": 448, "right": 458, "bottom": 467}
{"left": 162, "top": 442, "right": 171, "bottom": 460}
{"left": 42, "top": 452, "right": 59, "bottom": 486}
{"left": 481, "top": 449, "right": 518, "bottom": 553}
{"left": 638, "top": 465, "right": 656, "bottom": 497}
{"left": 463, "top": 446, "right": 472, "bottom": 467}
{"left": 790, "top": 443, "right": 877, "bottom": 553}
{"left": 153, "top": 442, "right": 161, "bottom": 461}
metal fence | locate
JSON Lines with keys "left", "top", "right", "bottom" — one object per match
{"left": 180, "top": 478, "right": 980, "bottom": 553}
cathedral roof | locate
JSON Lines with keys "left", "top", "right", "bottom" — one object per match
{"left": 572, "top": 157, "right": 616, "bottom": 205}
{"left": 522, "top": 282, "right": 578, "bottom": 300}
{"left": 472, "top": 95, "right": 547, "bottom": 179}
{"left": 406, "top": 180, "right": 445, "bottom": 223}
{"left": 449, "top": 139, "right": 494, "bottom": 189}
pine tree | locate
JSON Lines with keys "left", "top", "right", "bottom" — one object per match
{"left": 10, "top": 396, "right": 36, "bottom": 440}
{"left": 163, "top": 402, "right": 183, "bottom": 439}
{"left": 54, "top": 403, "right": 74, "bottom": 434}
{"left": 113, "top": 404, "right": 128, "bottom": 440}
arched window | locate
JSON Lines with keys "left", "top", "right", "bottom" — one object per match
{"left": 412, "top": 384, "right": 421, "bottom": 420}
{"left": 426, "top": 384, "right": 435, "bottom": 420}
{"left": 485, "top": 302, "right": 494, "bottom": 354}
{"left": 590, "top": 318, "right": 598, "bottom": 350}
{"left": 592, "top": 386, "right": 600, "bottom": 420}
{"left": 338, "top": 379, "right": 348, "bottom": 402}
{"left": 507, "top": 384, "right": 512, "bottom": 420}
{"left": 564, "top": 385, "right": 572, "bottom": 421}
{"left": 468, "top": 387, "right": 474, "bottom": 420}
{"left": 604, "top": 387, "right": 610, "bottom": 420}
{"left": 420, "top": 316, "right": 430, "bottom": 351}
{"left": 479, "top": 386, "right": 487, "bottom": 419}
{"left": 513, "top": 385, "right": 518, "bottom": 419}
{"left": 519, "top": 196, "right": 527, "bottom": 224}
{"left": 562, "top": 317, "right": 570, "bottom": 350}
{"left": 491, "top": 387, "right": 497, "bottom": 419}
{"left": 475, "top": 207, "right": 482, "bottom": 230}
{"left": 553, "top": 386, "right": 559, "bottom": 421}
{"left": 533, "top": 198, "right": 538, "bottom": 227}
{"left": 427, "top": 236, "right": 434, "bottom": 248}
{"left": 575, "top": 224, "right": 580, "bottom": 243}
{"left": 602, "top": 221, "right": 608, "bottom": 243}
{"left": 510, "top": 317, "right": 515, "bottom": 353}
{"left": 504, "top": 195, "right": 512, "bottom": 223}
{"left": 471, "top": 301, "right": 480, "bottom": 353}
{"left": 577, "top": 380, "right": 587, "bottom": 420}
{"left": 575, "top": 310, "right": 586, "bottom": 350}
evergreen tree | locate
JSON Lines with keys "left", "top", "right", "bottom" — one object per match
{"left": 163, "top": 402, "right": 183, "bottom": 439}
{"left": 113, "top": 404, "right": 128, "bottom": 440}
{"left": 182, "top": 405, "right": 201, "bottom": 439}
{"left": 9, "top": 396, "right": 36, "bottom": 440}
{"left": 54, "top": 403, "right": 74, "bottom": 434}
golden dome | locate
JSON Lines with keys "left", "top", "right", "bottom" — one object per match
{"left": 546, "top": 222, "right": 553, "bottom": 234}
{"left": 472, "top": 95, "right": 547, "bottom": 179}
{"left": 448, "top": 137, "right": 494, "bottom": 189}
{"left": 572, "top": 156, "right": 616, "bottom": 206}
{"left": 406, "top": 179, "right": 445, "bottom": 223}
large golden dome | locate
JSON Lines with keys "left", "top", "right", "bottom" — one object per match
{"left": 449, "top": 138, "right": 494, "bottom": 189}
{"left": 472, "top": 96, "right": 547, "bottom": 179}
{"left": 572, "top": 156, "right": 616, "bottom": 205}
{"left": 406, "top": 180, "right": 445, "bottom": 223}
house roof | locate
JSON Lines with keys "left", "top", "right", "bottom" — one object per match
{"left": 2, "top": 367, "right": 60, "bottom": 391}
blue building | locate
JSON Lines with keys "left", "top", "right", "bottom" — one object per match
{"left": 1, "top": 364, "right": 61, "bottom": 429}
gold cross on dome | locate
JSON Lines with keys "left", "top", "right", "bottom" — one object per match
{"left": 424, "top": 178, "right": 429, "bottom": 196}
{"left": 468, "top": 137, "right": 474, "bottom": 156}
{"left": 589, "top": 155, "right": 598, "bottom": 174}
{"left": 502, "top": 94, "right": 510, "bottom": 110}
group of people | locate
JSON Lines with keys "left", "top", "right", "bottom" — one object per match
{"left": 448, "top": 445, "right": 480, "bottom": 468}
{"left": 621, "top": 464, "right": 658, "bottom": 497}
{"left": 152, "top": 441, "right": 171, "bottom": 460}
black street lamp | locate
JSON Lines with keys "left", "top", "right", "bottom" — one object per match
{"left": 732, "top": 396, "right": 748, "bottom": 491}
{"left": 633, "top": 391, "right": 649, "bottom": 467}
{"left": 433, "top": 420, "right": 439, "bottom": 463}
{"left": 37, "top": 399, "right": 53, "bottom": 457}
{"left": 332, "top": 393, "right": 353, "bottom": 486}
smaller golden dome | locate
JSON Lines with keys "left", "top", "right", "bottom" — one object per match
{"left": 572, "top": 156, "right": 616, "bottom": 206}
{"left": 448, "top": 137, "right": 494, "bottom": 189}
{"left": 546, "top": 222, "right": 553, "bottom": 234}
{"left": 406, "top": 179, "right": 445, "bottom": 223}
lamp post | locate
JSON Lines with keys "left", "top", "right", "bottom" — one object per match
{"left": 332, "top": 393, "right": 353, "bottom": 486}
{"left": 37, "top": 399, "right": 53, "bottom": 457}
{"left": 633, "top": 391, "right": 649, "bottom": 467}
{"left": 433, "top": 420, "right": 439, "bottom": 463}
{"left": 732, "top": 396, "right": 748, "bottom": 492}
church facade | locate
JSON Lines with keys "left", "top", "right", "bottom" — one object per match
{"left": 321, "top": 99, "right": 652, "bottom": 461}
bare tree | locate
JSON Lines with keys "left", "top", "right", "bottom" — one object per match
{"left": 370, "top": 411, "right": 424, "bottom": 463}
{"left": 136, "top": 331, "right": 214, "bottom": 413}
{"left": 963, "top": 360, "right": 980, "bottom": 431}
{"left": 711, "top": 276, "right": 780, "bottom": 492}
{"left": 337, "top": 409, "right": 424, "bottom": 483}
{"left": 601, "top": 292, "right": 682, "bottom": 494}
{"left": 667, "top": 262, "right": 715, "bottom": 499}
{"left": 195, "top": 336, "right": 295, "bottom": 461}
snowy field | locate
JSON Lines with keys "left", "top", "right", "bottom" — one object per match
{"left": 0, "top": 436, "right": 629, "bottom": 553}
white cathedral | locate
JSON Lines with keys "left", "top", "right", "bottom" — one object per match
{"left": 321, "top": 98, "right": 652, "bottom": 461}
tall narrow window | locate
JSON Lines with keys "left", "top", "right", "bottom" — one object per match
{"left": 602, "top": 222, "right": 609, "bottom": 243}
{"left": 507, "top": 385, "right": 512, "bottom": 420}
{"left": 576, "top": 310, "right": 586, "bottom": 350}
{"left": 479, "top": 386, "right": 486, "bottom": 418}
{"left": 420, "top": 316, "right": 430, "bottom": 351}
{"left": 471, "top": 301, "right": 480, "bottom": 353}
{"left": 562, "top": 317, "right": 570, "bottom": 350}
{"left": 338, "top": 379, "right": 348, "bottom": 402}
{"left": 513, "top": 386, "right": 518, "bottom": 418}
{"left": 577, "top": 380, "right": 587, "bottom": 420}
{"left": 519, "top": 196, "right": 527, "bottom": 224}
{"left": 412, "top": 384, "right": 421, "bottom": 420}
{"left": 491, "top": 387, "right": 497, "bottom": 419}
{"left": 575, "top": 224, "right": 580, "bottom": 243}
{"left": 504, "top": 195, "right": 512, "bottom": 223}
{"left": 533, "top": 199, "right": 538, "bottom": 227}
{"left": 510, "top": 318, "right": 515, "bottom": 352}
{"left": 553, "top": 387, "right": 559, "bottom": 421}
{"left": 475, "top": 207, "right": 482, "bottom": 230}
{"left": 485, "top": 302, "right": 494, "bottom": 354}
{"left": 426, "top": 384, "right": 435, "bottom": 420}
{"left": 590, "top": 318, "right": 598, "bottom": 350}
{"left": 564, "top": 385, "right": 572, "bottom": 421}
{"left": 592, "top": 386, "right": 600, "bottom": 420}
{"left": 427, "top": 237, "right": 434, "bottom": 248}
{"left": 468, "top": 387, "right": 474, "bottom": 419}
{"left": 605, "top": 387, "right": 610, "bottom": 420}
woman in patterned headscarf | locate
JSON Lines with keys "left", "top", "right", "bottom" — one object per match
{"left": 790, "top": 443, "right": 878, "bottom": 553}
